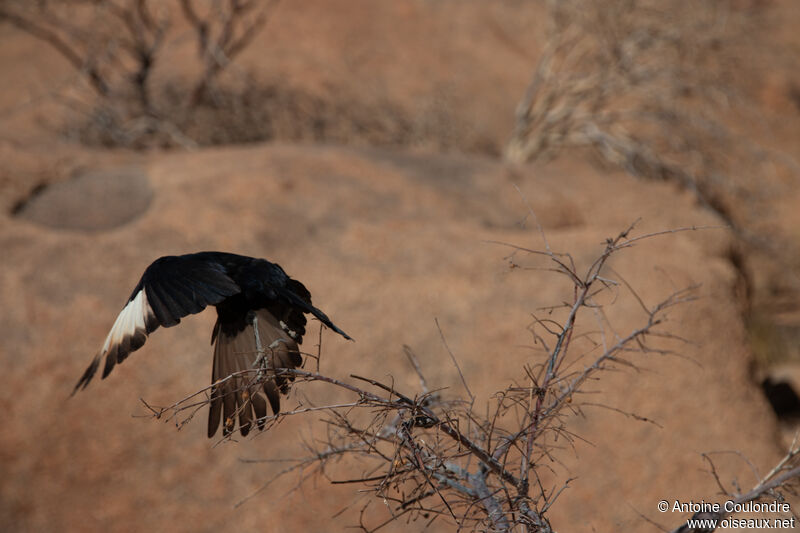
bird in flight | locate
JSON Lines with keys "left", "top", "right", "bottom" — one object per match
{"left": 73, "top": 252, "right": 351, "bottom": 438}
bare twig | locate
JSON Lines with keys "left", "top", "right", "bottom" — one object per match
{"left": 435, "top": 318, "right": 474, "bottom": 404}
{"left": 137, "top": 222, "right": 797, "bottom": 532}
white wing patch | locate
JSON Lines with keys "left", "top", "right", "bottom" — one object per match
{"left": 101, "top": 288, "right": 156, "bottom": 355}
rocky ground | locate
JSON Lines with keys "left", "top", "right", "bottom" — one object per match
{"left": 1, "top": 1, "right": 800, "bottom": 532}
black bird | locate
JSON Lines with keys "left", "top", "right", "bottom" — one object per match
{"left": 74, "top": 252, "right": 351, "bottom": 438}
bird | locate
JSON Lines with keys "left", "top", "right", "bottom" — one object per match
{"left": 73, "top": 251, "right": 351, "bottom": 438}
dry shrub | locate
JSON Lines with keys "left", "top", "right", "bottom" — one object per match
{"left": 0, "top": 0, "right": 279, "bottom": 148}
{"left": 0, "top": 0, "right": 172, "bottom": 114}
{"left": 146, "top": 224, "right": 800, "bottom": 532}
{"left": 0, "top": 0, "right": 493, "bottom": 152}
{"left": 68, "top": 79, "right": 453, "bottom": 150}
{"left": 505, "top": 0, "right": 791, "bottom": 244}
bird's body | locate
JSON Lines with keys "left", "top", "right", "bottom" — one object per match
{"left": 74, "top": 252, "right": 351, "bottom": 437}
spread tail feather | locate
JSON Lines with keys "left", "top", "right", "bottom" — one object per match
{"left": 207, "top": 309, "right": 302, "bottom": 438}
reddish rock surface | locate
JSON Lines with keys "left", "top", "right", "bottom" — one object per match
{"left": 1, "top": 1, "right": 799, "bottom": 532}
{"left": 0, "top": 146, "right": 788, "bottom": 532}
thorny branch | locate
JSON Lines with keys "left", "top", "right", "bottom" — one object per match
{"left": 141, "top": 223, "right": 800, "bottom": 531}
{"left": 670, "top": 433, "right": 800, "bottom": 532}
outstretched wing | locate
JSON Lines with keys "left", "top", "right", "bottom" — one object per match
{"left": 73, "top": 254, "right": 241, "bottom": 394}
{"left": 208, "top": 309, "right": 302, "bottom": 438}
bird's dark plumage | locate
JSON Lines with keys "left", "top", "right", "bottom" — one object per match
{"left": 73, "top": 252, "right": 351, "bottom": 438}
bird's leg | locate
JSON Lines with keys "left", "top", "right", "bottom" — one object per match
{"left": 251, "top": 314, "right": 268, "bottom": 379}
{"left": 251, "top": 313, "right": 293, "bottom": 381}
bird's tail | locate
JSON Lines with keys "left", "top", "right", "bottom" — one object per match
{"left": 278, "top": 284, "right": 352, "bottom": 341}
